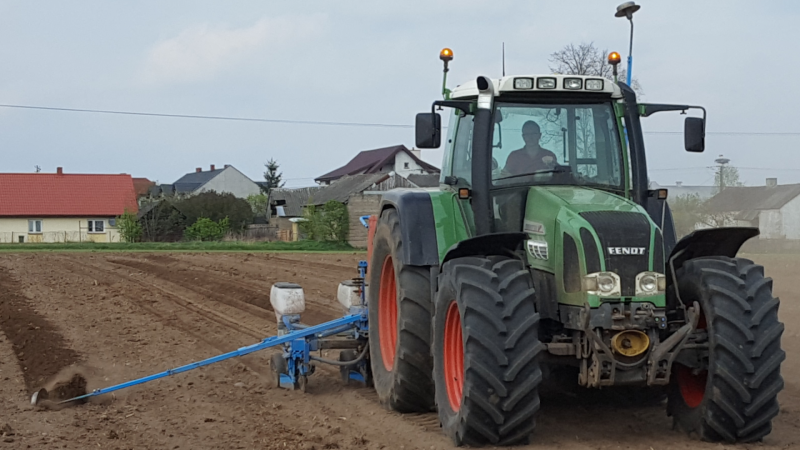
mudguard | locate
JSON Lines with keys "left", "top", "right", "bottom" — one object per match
{"left": 667, "top": 227, "right": 759, "bottom": 272}
{"left": 441, "top": 232, "right": 528, "bottom": 268}
{"left": 380, "top": 190, "right": 439, "bottom": 266}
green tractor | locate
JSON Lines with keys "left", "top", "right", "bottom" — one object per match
{"left": 365, "top": 48, "right": 785, "bottom": 446}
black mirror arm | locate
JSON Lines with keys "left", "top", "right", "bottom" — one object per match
{"left": 641, "top": 104, "right": 706, "bottom": 122}
{"left": 431, "top": 100, "right": 473, "bottom": 116}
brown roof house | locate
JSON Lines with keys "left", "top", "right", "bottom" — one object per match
{"left": 315, "top": 145, "right": 439, "bottom": 185}
{"left": 705, "top": 178, "right": 800, "bottom": 240}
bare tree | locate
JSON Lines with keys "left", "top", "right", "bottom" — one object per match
{"left": 549, "top": 42, "right": 643, "bottom": 95}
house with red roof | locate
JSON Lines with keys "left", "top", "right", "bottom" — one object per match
{"left": 314, "top": 145, "right": 439, "bottom": 186}
{"left": 0, "top": 167, "right": 138, "bottom": 243}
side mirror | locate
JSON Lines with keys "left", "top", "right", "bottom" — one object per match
{"left": 415, "top": 112, "right": 441, "bottom": 148}
{"left": 684, "top": 117, "right": 705, "bottom": 152}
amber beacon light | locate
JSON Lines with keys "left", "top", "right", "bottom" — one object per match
{"left": 439, "top": 48, "right": 454, "bottom": 62}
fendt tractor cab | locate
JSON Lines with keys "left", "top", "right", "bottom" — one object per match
{"left": 366, "top": 48, "right": 785, "bottom": 446}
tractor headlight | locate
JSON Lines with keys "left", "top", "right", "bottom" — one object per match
{"left": 585, "top": 79, "right": 604, "bottom": 91}
{"left": 584, "top": 272, "right": 621, "bottom": 297}
{"left": 636, "top": 272, "right": 666, "bottom": 296}
{"left": 514, "top": 77, "right": 534, "bottom": 89}
{"left": 598, "top": 274, "right": 616, "bottom": 292}
{"left": 537, "top": 77, "right": 556, "bottom": 89}
{"left": 564, "top": 78, "right": 582, "bottom": 90}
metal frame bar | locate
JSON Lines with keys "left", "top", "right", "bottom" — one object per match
{"left": 60, "top": 314, "right": 365, "bottom": 404}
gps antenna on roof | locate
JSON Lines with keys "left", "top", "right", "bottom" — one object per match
{"left": 502, "top": 42, "right": 505, "bottom": 77}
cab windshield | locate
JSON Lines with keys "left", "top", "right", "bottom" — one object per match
{"left": 491, "top": 102, "right": 624, "bottom": 192}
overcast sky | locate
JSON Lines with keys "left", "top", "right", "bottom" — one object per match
{"left": 1, "top": 1, "right": 798, "bottom": 188}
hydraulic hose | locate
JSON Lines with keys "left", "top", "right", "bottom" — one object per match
{"left": 310, "top": 342, "right": 370, "bottom": 367}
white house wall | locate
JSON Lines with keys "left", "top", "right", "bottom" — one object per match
{"left": 0, "top": 217, "right": 121, "bottom": 243}
{"left": 758, "top": 209, "right": 784, "bottom": 239}
{"left": 779, "top": 194, "right": 800, "bottom": 240}
{"left": 197, "top": 167, "right": 261, "bottom": 199}
{"left": 394, "top": 152, "right": 428, "bottom": 178}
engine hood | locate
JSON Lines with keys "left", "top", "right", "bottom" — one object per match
{"left": 534, "top": 186, "right": 643, "bottom": 214}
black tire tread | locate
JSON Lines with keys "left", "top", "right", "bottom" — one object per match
{"left": 668, "top": 256, "right": 785, "bottom": 443}
{"left": 434, "top": 257, "right": 543, "bottom": 446}
{"left": 368, "top": 208, "right": 434, "bottom": 412}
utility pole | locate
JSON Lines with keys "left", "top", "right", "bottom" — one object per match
{"left": 715, "top": 156, "right": 730, "bottom": 192}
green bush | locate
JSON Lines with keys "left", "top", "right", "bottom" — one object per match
{"left": 175, "top": 191, "right": 253, "bottom": 232}
{"left": 117, "top": 210, "right": 143, "bottom": 243}
{"left": 184, "top": 217, "right": 230, "bottom": 241}
{"left": 298, "top": 201, "right": 349, "bottom": 243}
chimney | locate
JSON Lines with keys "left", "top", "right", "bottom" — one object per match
{"left": 766, "top": 178, "right": 778, "bottom": 187}
{"left": 196, "top": 167, "right": 202, "bottom": 173}
{"left": 224, "top": 164, "right": 231, "bottom": 168}
{"left": 56, "top": 167, "right": 63, "bottom": 175}
{"left": 210, "top": 164, "right": 215, "bottom": 171}
{"left": 676, "top": 181, "right": 683, "bottom": 187}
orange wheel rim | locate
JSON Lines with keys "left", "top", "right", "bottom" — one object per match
{"left": 677, "top": 305, "right": 707, "bottom": 408}
{"left": 443, "top": 301, "right": 464, "bottom": 411}
{"left": 676, "top": 364, "right": 707, "bottom": 408}
{"left": 379, "top": 255, "right": 398, "bottom": 371}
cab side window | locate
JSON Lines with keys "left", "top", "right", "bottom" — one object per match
{"left": 451, "top": 114, "right": 474, "bottom": 186}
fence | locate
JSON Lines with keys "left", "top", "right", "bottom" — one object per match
{"left": 226, "top": 225, "right": 279, "bottom": 242}
{"left": 0, "top": 231, "right": 118, "bottom": 243}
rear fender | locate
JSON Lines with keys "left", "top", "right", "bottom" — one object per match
{"left": 380, "top": 190, "right": 439, "bottom": 266}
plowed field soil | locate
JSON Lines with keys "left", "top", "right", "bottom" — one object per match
{"left": 0, "top": 252, "right": 797, "bottom": 449}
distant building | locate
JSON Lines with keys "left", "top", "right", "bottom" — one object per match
{"left": 650, "top": 181, "right": 717, "bottom": 200}
{"left": 309, "top": 173, "right": 434, "bottom": 247}
{"left": 705, "top": 178, "right": 800, "bottom": 240}
{"left": 0, "top": 167, "right": 138, "bottom": 243}
{"left": 315, "top": 145, "right": 439, "bottom": 186}
{"left": 155, "top": 165, "right": 261, "bottom": 199}
{"left": 268, "top": 186, "right": 323, "bottom": 240}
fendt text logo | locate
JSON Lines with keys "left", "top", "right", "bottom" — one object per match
{"left": 607, "top": 247, "right": 646, "bottom": 255}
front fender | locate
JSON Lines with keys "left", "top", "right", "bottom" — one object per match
{"left": 668, "top": 227, "right": 759, "bottom": 271}
{"left": 441, "top": 232, "right": 528, "bottom": 269}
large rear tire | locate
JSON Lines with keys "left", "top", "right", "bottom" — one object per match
{"left": 368, "top": 208, "right": 434, "bottom": 412}
{"left": 433, "top": 256, "right": 543, "bottom": 446}
{"left": 668, "top": 257, "right": 785, "bottom": 443}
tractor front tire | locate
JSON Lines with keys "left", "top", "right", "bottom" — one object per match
{"left": 433, "top": 256, "right": 544, "bottom": 447}
{"left": 668, "top": 257, "right": 785, "bottom": 443}
{"left": 368, "top": 208, "right": 434, "bottom": 412}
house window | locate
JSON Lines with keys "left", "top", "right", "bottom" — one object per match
{"left": 88, "top": 220, "right": 105, "bottom": 233}
{"left": 28, "top": 220, "right": 42, "bottom": 233}
{"left": 404, "top": 162, "right": 410, "bottom": 169}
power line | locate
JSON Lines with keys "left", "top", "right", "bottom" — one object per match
{"left": 649, "top": 167, "right": 713, "bottom": 172}
{"left": 0, "top": 104, "right": 411, "bottom": 129}
{"left": 2, "top": 103, "right": 800, "bottom": 136}
{"left": 645, "top": 131, "right": 800, "bottom": 136}
{"left": 651, "top": 166, "right": 800, "bottom": 173}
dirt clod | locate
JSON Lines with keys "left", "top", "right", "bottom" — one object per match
{"left": 49, "top": 373, "right": 88, "bottom": 401}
